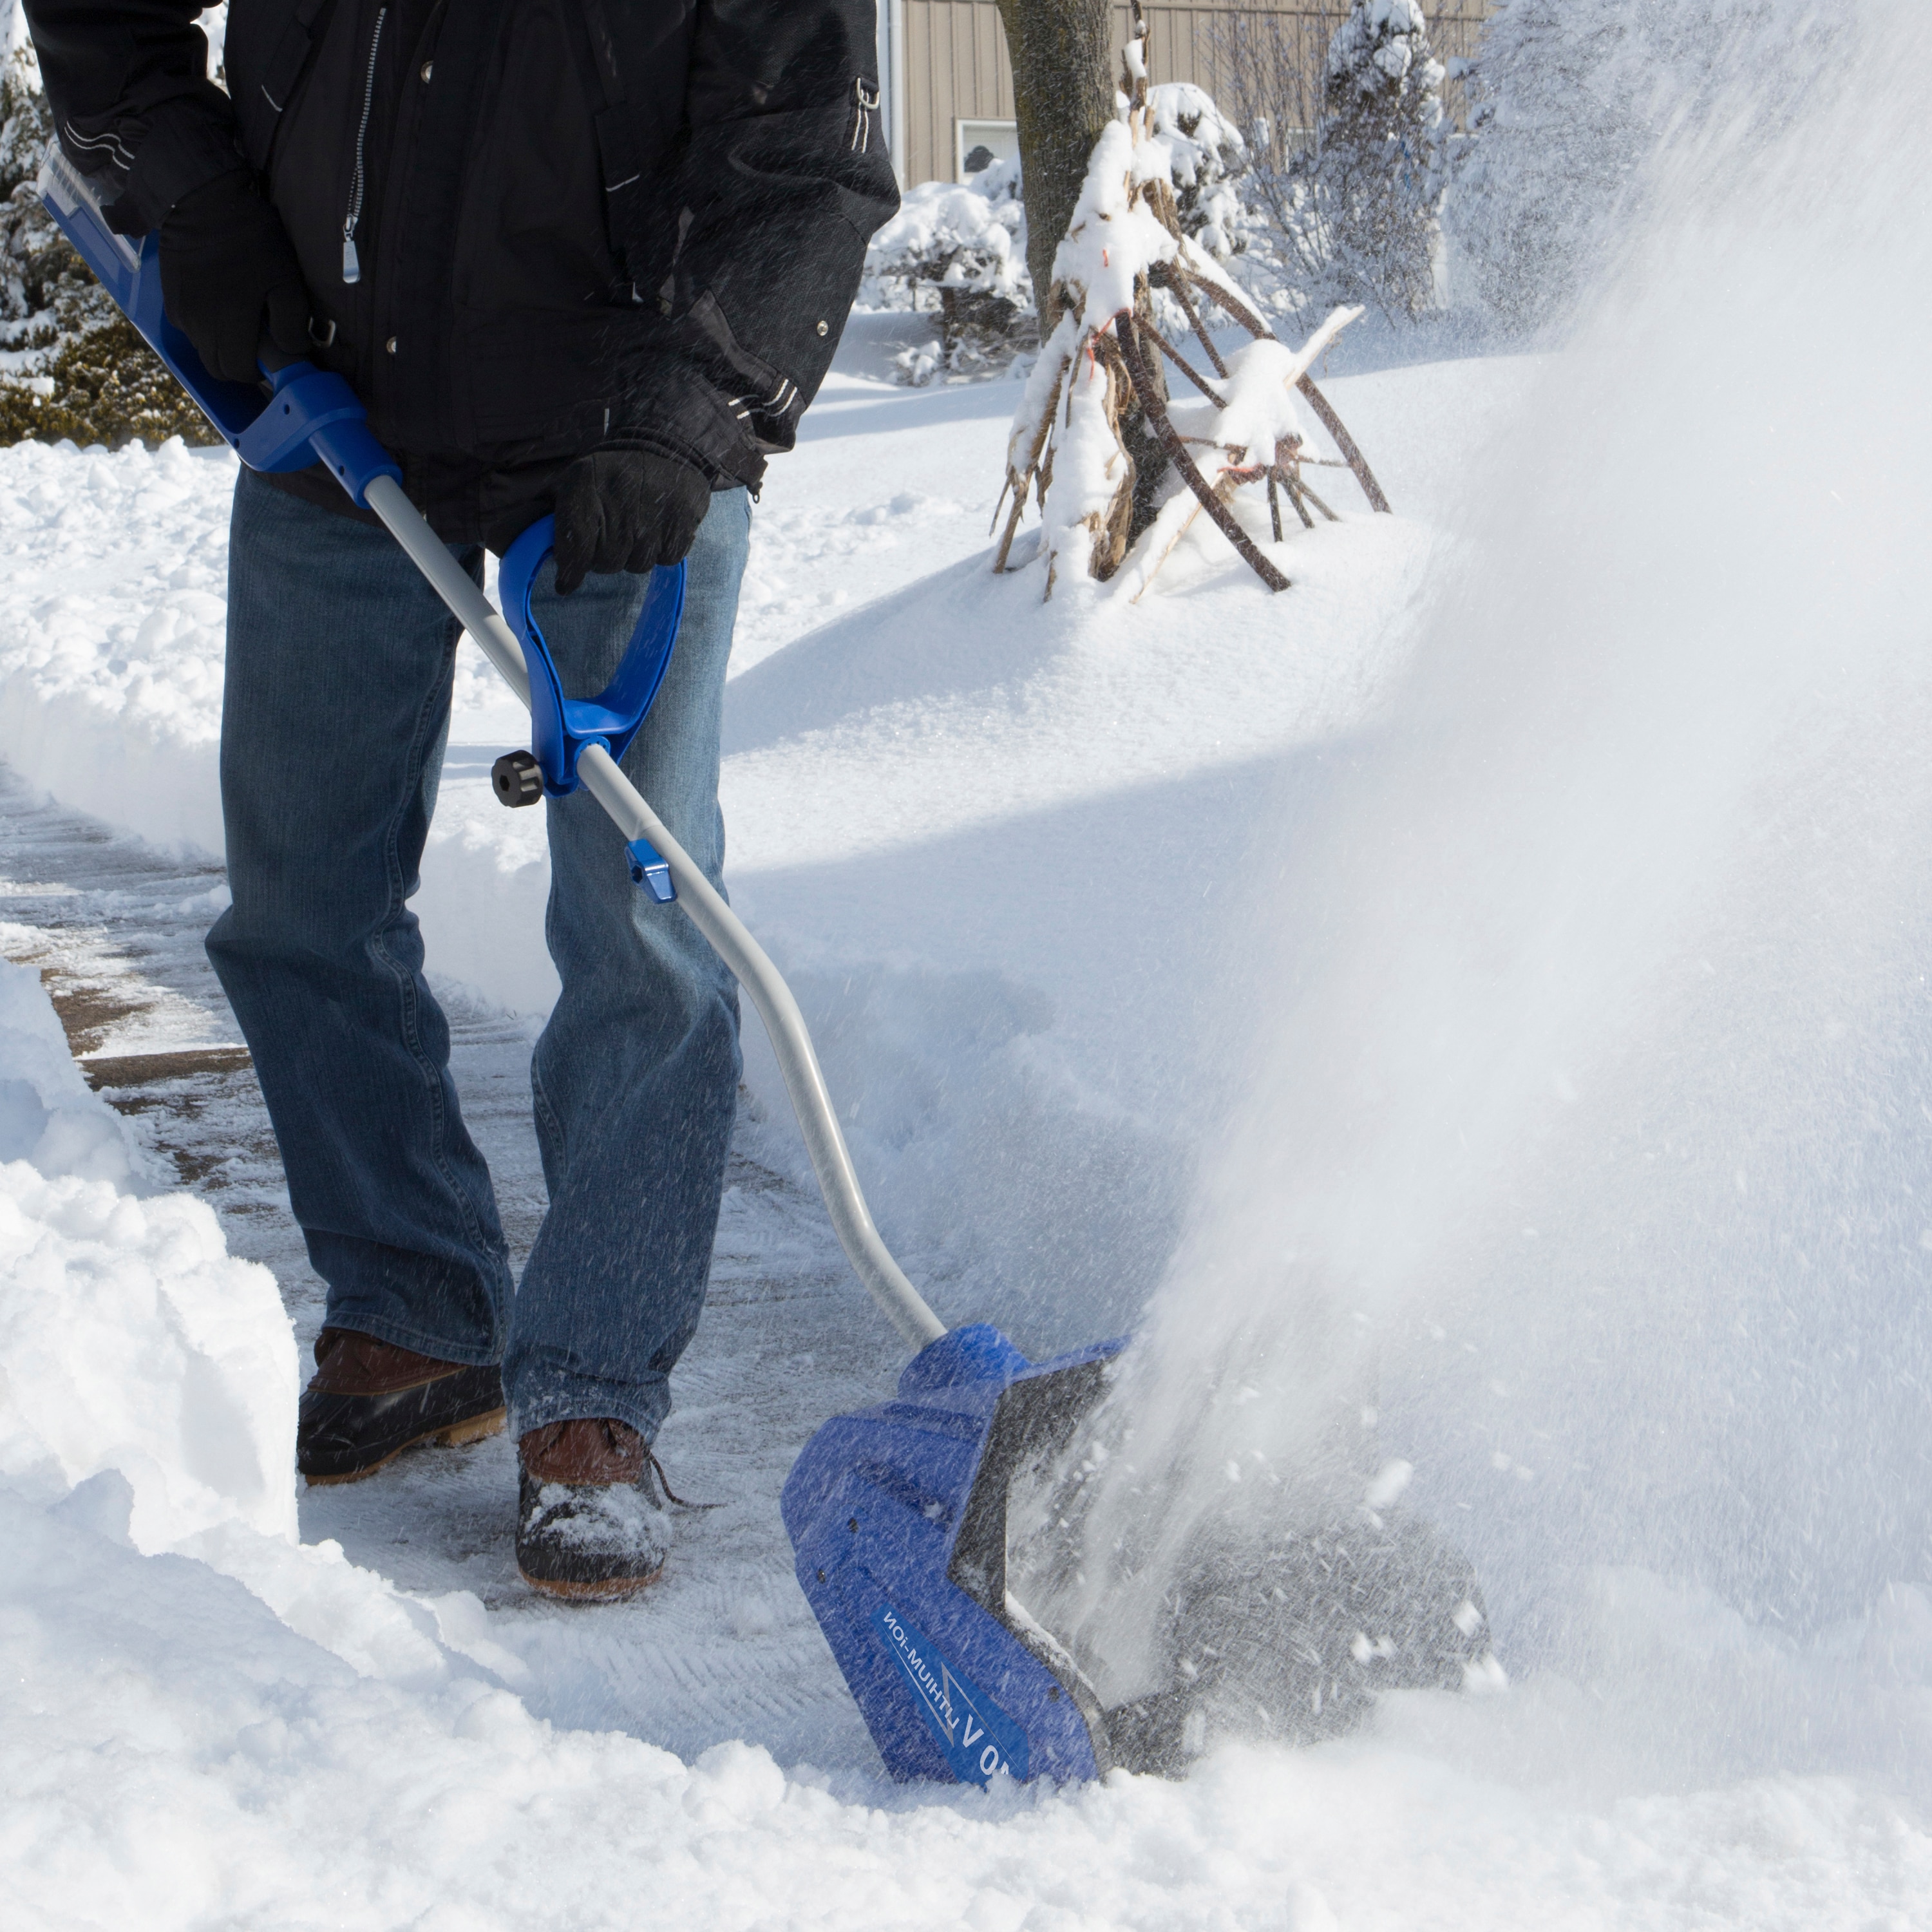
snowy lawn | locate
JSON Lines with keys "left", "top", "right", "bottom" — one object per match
{"left": 0, "top": 344, "right": 1927, "bottom": 1926}
{"left": 0, "top": 349, "right": 1518, "bottom": 1343}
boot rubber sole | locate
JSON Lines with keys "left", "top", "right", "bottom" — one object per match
{"left": 516, "top": 1564, "right": 663, "bottom": 1603}
{"left": 303, "top": 1405, "right": 507, "bottom": 1486}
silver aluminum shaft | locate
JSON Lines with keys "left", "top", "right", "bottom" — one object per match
{"left": 363, "top": 473, "right": 946, "bottom": 1350}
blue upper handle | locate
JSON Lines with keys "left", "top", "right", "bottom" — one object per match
{"left": 37, "top": 147, "right": 401, "bottom": 504}
{"left": 498, "top": 520, "right": 686, "bottom": 799}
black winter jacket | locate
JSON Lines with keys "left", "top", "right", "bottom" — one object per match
{"left": 21, "top": 0, "right": 898, "bottom": 542}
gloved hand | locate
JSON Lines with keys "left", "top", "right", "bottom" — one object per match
{"left": 552, "top": 446, "right": 711, "bottom": 593}
{"left": 159, "top": 170, "right": 312, "bottom": 384}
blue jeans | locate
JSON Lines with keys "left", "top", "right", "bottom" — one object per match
{"left": 209, "top": 468, "right": 749, "bottom": 1444}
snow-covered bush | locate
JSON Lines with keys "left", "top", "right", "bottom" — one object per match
{"left": 1217, "top": 0, "right": 1447, "bottom": 327}
{"left": 1444, "top": 0, "right": 1653, "bottom": 334}
{"left": 860, "top": 157, "right": 1034, "bottom": 383}
{"left": 1311, "top": 0, "right": 1446, "bottom": 323}
{"left": 859, "top": 79, "right": 1259, "bottom": 387}
{"left": 0, "top": 46, "right": 213, "bottom": 448}
{"left": 1144, "top": 82, "right": 1251, "bottom": 261}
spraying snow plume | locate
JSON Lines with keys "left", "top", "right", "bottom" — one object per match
{"left": 1022, "top": 0, "right": 1932, "bottom": 1757}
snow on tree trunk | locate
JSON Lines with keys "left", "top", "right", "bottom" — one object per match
{"left": 996, "top": 0, "right": 1117, "bottom": 318}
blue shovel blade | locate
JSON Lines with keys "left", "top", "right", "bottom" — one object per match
{"left": 782, "top": 1323, "right": 1124, "bottom": 1785}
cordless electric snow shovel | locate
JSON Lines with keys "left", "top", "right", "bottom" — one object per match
{"left": 39, "top": 145, "right": 1141, "bottom": 1785}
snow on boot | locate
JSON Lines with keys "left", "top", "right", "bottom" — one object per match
{"left": 516, "top": 1418, "right": 673, "bottom": 1601}
{"left": 297, "top": 1328, "right": 506, "bottom": 1484}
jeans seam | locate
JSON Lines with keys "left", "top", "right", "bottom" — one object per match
{"left": 325, "top": 1311, "right": 500, "bottom": 1370}
{"left": 511, "top": 1387, "right": 666, "bottom": 1446}
{"left": 367, "top": 624, "right": 506, "bottom": 1325}
{"left": 531, "top": 1051, "right": 566, "bottom": 1177}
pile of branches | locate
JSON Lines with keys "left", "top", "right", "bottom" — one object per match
{"left": 995, "top": 22, "right": 1388, "bottom": 602}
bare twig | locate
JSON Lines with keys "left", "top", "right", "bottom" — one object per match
{"left": 993, "top": 494, "right": 1027, "bottom": 573}
{"left": 1184, "top": 265, "right": 1276, "bottom": 344}
{"left": 1117, "top": 314, "right": 1289, "bottom": 594}
{"left": 1148, "top": 325, "right": 1226, "bottom": 407}
{"left": 1295, "top": 375, "right": 1392, "bottom": 514}
{"left": 1166, "top": 274, "right": 1230, "bottom": 378}
{"left": 1267, "top": 469, "right": 1283, "bottom": 542}
{"left": 1293, "top": 474, "right": 1340, "bottom": 522}
{"left": 1127, "top": 495, "right": 1206, "bottom": 604}
{"left": 993, "top": 347, "right": 1071, "bottom": 572}
{"left": 1273, "top": 466, "right": 1316, "bottom": 529}
{"left": 1126, "top": 0, "right": 1150, "bottom": 111}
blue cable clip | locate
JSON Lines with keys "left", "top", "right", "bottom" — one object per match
{"left": 497, "top": 517, "right": 686, "bottom": 802}
{"left": 626, "top": 837, "right": 677, "bottom": 904}
{"left": 237, "top": 361, "right": 402, "bottom": 505}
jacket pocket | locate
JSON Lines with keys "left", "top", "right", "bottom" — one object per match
{"left": 229, "top": 0, "right": 346, "bottom": 172}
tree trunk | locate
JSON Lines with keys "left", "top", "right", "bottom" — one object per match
{"left": 995, "top": 0, "right": 1116, "bottom": 319}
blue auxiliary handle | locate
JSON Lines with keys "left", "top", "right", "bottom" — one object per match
{"left": 37, "top": 142, "right": 685, "bottom": 898}
{"left": 497, "top": 518, "right": 686, "bottom": 803}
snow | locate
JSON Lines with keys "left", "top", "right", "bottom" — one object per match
{"left": 0, "top": 357, "right": 1509, "bottom": 1342}
{"left": 12, "top": 964, "right": 1914, "bottom": 1924}
{"left": 0, "top": 343, "right": 1924, "bottom": 1922}
{"left": 3, "top": 9, "right": 1932, "bottom": 1900}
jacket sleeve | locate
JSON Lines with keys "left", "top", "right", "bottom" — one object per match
{"left": 21, "top": 0, "right": 243, "bottom": 232}
{"left": 614, "top": 0, "right": 899, "bottom": 489}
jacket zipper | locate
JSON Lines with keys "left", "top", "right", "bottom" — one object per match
{"left": 341, "top": 6, "right": 388, "bottom": 283}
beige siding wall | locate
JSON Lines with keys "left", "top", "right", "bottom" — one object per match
{"left": 894, "top": 1, "right": 1493, "bottom": 187}
{"left": 899, "top": 3, "right": 1016, "bottom": 187}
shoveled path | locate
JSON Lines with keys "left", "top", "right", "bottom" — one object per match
{"left": 0, "top": 761, "right": 901, "bottom": 1772}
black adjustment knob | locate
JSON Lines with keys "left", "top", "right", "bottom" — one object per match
{"left": 491, "top": 749, "right": 543, "bottom": 808}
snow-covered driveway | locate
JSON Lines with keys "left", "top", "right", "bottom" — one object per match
{"left": 0, "top": 341, "right": 1927, "bottom": 1927}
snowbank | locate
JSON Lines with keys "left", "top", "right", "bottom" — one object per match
{"left": 3, "top": 929, "right": 1915, "bottom": 1930}
{"left": 8, "top": 1470, "right": 1929, "bottom": 1928}
{"left": 0, "top": 435, "right": 230, "bottom": 851}
{"left": 9, "top": 943, "right": 1914, "bottom": 1929}
{"left": 0, "top": 956, "right": 533, "bottom": 1693}
{"left": 0, "top": 954, "right": 296, "bottom": 1548}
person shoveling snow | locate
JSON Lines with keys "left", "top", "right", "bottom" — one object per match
{"left": 19, "top": 0, "right": 1492, "bottom": 1786}
{"left": 20, "top": 0, "right": 898, "bottom": 1599}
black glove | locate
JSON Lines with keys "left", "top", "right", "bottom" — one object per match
{"left": 552, "top": 447, "right": 711, "bottom": 594}
{"left": 158, "top": 170, "right": 312, "bottom": 384}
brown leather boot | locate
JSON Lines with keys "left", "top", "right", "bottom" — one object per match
{"left": 297, "top": 1329, "right": 505, "bottom": 1485}
{"left": 516, "top": 1417, "right": 671, "bottom": 1600}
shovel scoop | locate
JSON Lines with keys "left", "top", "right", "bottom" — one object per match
{"left": 783, "top": 1324, "right": 1127, "bottom": 1783}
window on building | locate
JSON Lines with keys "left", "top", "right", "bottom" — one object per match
{"left": 955, "top": 118, "right": 1019, "bottom": 184}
